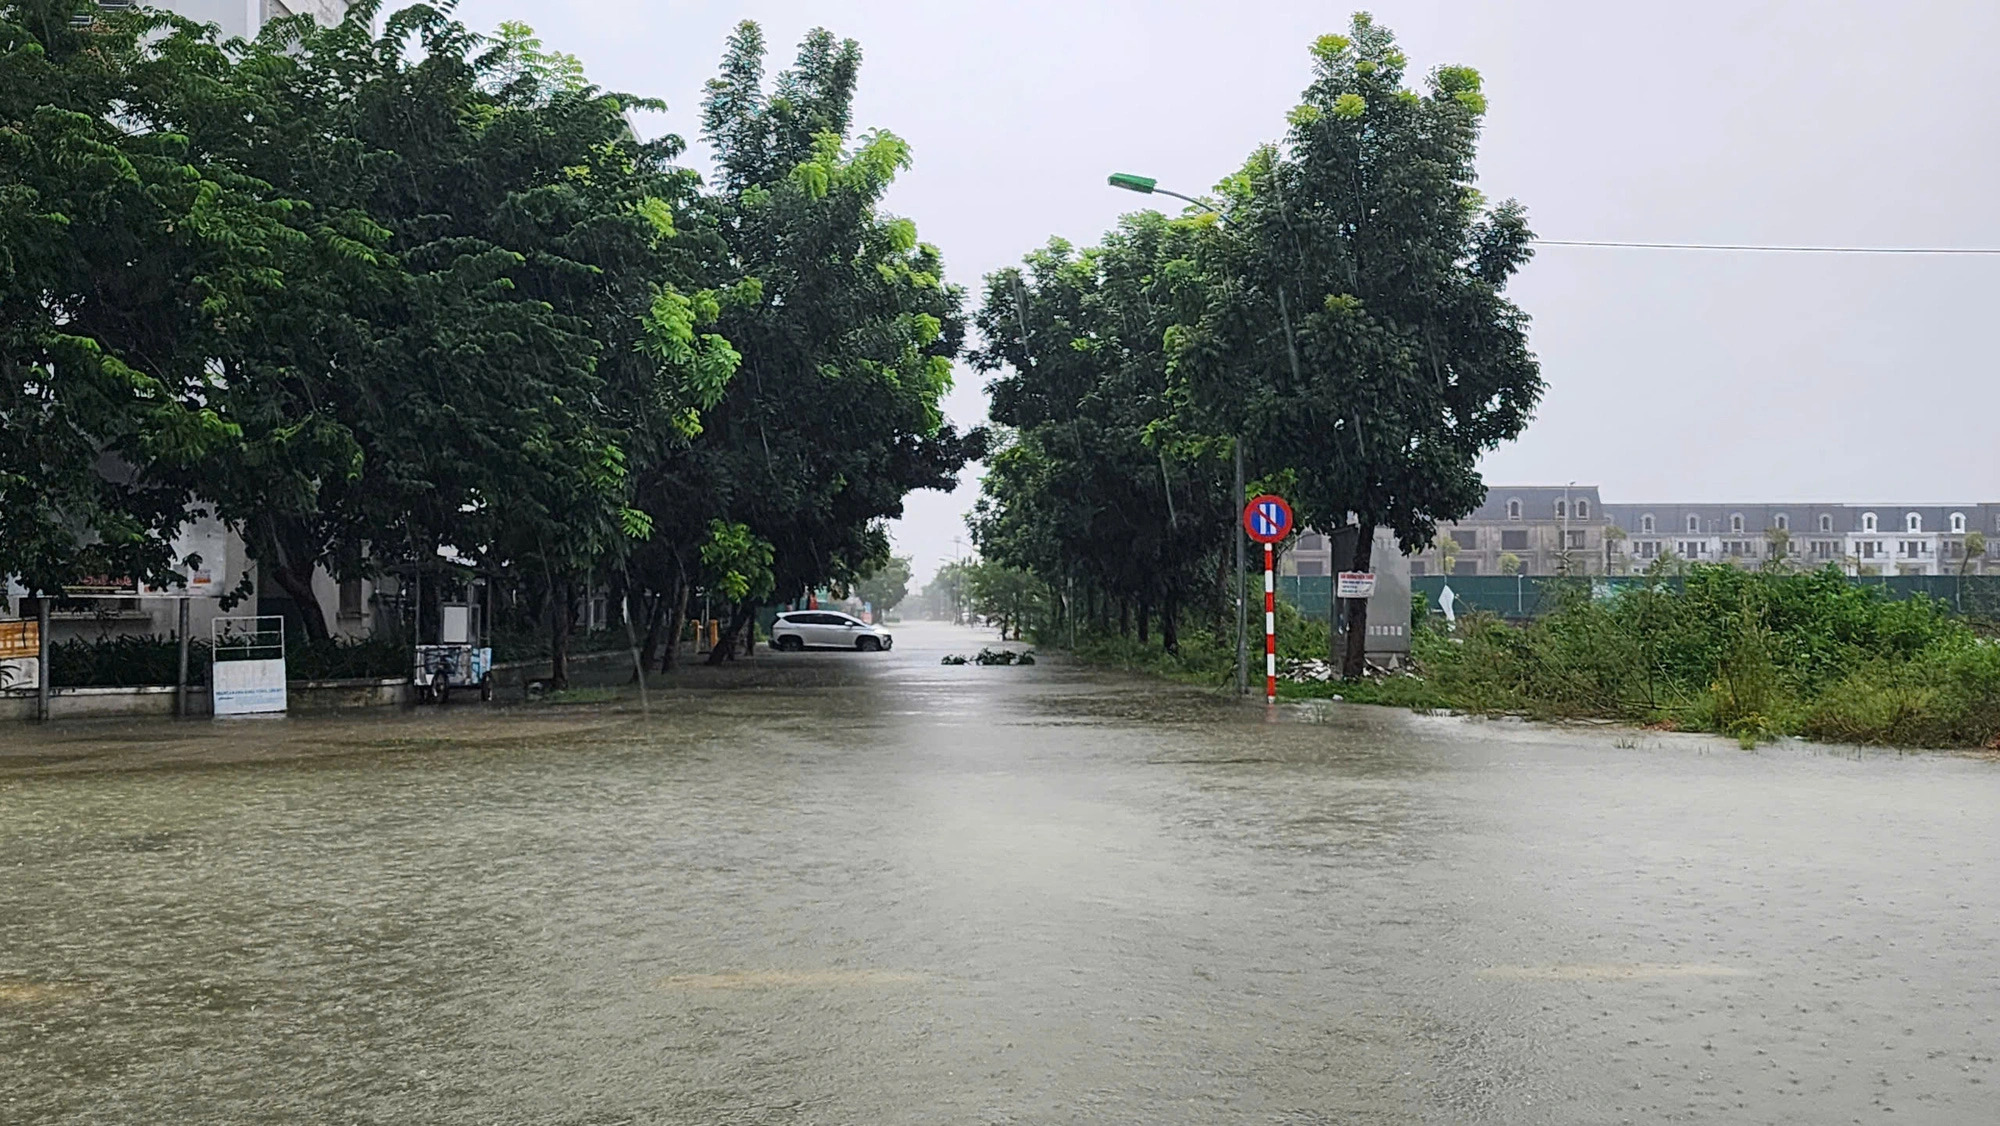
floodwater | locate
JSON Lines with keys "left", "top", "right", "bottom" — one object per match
{"left": 3, "top": 621, "right": 1998, "bottom": 1123}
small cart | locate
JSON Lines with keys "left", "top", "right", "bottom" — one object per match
{"left": 413, "top": 642, "right": 492, "bottom": 704}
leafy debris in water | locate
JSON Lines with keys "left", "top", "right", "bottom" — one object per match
{"left": 941, "top": 649, "right": 1036, "bottom": 666}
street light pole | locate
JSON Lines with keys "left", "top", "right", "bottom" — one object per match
{"left": 1562, "top": 480, "right": 1574, "bottom": 575}
{"left": 1110, "top": 173, "right": 1255, "bottom": 693}
{"left": 1234, "top": 440, "right": 1247, "bottom": 695}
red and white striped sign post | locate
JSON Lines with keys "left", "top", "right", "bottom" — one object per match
{"left": 1243, "top": 494, "right": 1294, "bottom": 705}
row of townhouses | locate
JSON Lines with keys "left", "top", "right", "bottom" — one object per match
{"left": 1279, "top": 487, "right": 2000, "bottom": 578}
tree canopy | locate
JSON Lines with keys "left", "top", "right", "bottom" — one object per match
{"left": 0, "top": 2, "right": 978, "bottom": 681}
{"left": 969, "top": 14, "right": 1541, "bottom": 675}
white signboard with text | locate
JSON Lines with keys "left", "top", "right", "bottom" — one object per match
{"left": 212, "top": 658, "right": 287, "bottom": 716}
{"left": 1336, "top": 571, "right": 1378, "bottom": 599}
{"left": 211, "top": 615, "right": 286, "bottom": 716}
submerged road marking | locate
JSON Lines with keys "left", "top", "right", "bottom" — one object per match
{"left": 657, "top": 970, "right": 925, "bottom": 990}
{"left": 1477, "top": 963, "right": 1751, "bottom": 981}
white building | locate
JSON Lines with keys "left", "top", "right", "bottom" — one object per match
{"left": 89, "top": 0, "right": 352, "bottom": 40}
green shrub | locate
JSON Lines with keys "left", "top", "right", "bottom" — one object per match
{"left": 1802, "top": 638, "right": 2000, "bottom": 747}
{"left": 285, "top": 635, "right": 410, "bottom": 681}
{"left": 1063, "top": 564, "right": 1999, "bottom": 748}
{"left": 1386, "top": 565, "right": 1997, "bottom": 748}
{"left": 51, "top": 636, "right": 211, "bottom": 687}
{"left": 48, "top": 632, "right": 413, "bottom": 686}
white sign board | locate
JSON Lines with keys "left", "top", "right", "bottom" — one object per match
{"left": 143, "top": 515, "right": 229, "bottom": 597}
{"left": 212, "top": 615, "right": 286, "bottom": 716}
{"left": 1336, "top": 571, "right": 1378, "bottom": 599}
{"left": 212, "top": 659, "right": 287, "bottom": 716}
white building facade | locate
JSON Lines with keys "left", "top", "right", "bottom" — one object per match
{"left": 84, "top": 0, "right": 352, "bottom": 39}
{"left": 1388, "top": 489, "right": 2000, "bottom": 578}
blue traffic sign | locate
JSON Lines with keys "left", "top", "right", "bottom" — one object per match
{"left": 1243, "top": 494, "right": 1294, "bottom": 544}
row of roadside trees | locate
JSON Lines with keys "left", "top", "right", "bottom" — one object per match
{"left": 968, "top": 15, "right": 1542, "bottom": 677}
{"left": 1, "top": 1, "right": 977, "bottom": 682}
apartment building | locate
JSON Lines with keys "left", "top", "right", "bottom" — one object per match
{"left": 1400, "top": 486, "right": 1608, "bottom": 577}
{"left": 1396, "top": 488, "right": 2000, "bottom": 577}
{"left": 1600, "top": 503, "right": 2000, "bottom": 577}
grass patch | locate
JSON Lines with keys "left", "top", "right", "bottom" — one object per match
{"left": 1062, "top": 565, "right": 2000, "bottom": 749}
{"left": 1404, "top": 567, "right": 2000, "bottom": 748}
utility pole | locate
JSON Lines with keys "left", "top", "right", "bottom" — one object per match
{"left": 1110, "top": 173, "right": 1298, "bottom": 697}
{"left": 175, "top": 598, "right": 190, "bottom": 718}
{"left": 1561, "top": 481, "right": 1574, "bottom": 575}
{"left": 1234, "top": 440, "right": 1247, "bottom": 695}
{"left": 36, "top": 593, "right": 50, "bottom": 723}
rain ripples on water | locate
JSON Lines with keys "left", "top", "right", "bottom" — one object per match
{"left": 4, "top": 621, "right": 1998, "bottom": 1123}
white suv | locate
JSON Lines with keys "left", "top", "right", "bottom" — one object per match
{"left": 770, "top": 611, "right": 894, "bottom": 652}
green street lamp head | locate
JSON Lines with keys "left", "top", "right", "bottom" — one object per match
{"left": 1107, "top": 173, "right": 1157, "bottom": 194}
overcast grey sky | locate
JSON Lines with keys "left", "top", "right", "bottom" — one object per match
{"left": 453, "top": 0, "right": 2000, "bottom": 584}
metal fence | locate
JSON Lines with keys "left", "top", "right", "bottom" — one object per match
{"left": 1403, "top": 574, "right": 2000, "bottom": 621}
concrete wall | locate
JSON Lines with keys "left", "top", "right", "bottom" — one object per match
{"left": 4, "top": 677, "right": 409, "bottom": 721}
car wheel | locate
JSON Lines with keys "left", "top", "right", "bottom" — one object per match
{"left": 857, "top": 636, "right": 881, "bottom": 652}
{"left": 776, "top": 635, "right": 803, "bottom": 652}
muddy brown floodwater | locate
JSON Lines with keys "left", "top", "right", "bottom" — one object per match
{"left": 3, "top": 621, "right": 1998, "bottom": 1123}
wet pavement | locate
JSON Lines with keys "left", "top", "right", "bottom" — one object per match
{"left": 3, "top": 620, "right": 1999, "bottom": 1123}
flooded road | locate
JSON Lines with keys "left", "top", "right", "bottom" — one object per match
{"left": 4, "top": 621, "right": 1998, "bottom": 1123}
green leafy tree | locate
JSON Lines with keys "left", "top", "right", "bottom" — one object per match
{"left": 854, "top": 555, "right": 912, "bottom": 614}
{"left": 1436, "top": 534, "right": 1461, "bottom": 575}
{"left": 918, "top": 560, "right": 973, "bottom": 621}
{"left": 123, "top": 5, "right": 734, "bottom": 672}
{"left": 1171, "top": 15, "right": 1541, "bottom": 677}
{"left": 686, "top": 22, "right": 983, "bottom": 662}
{"left": 1, "top": 2, "right": 266, "bottom": 595}
{"left": 1960, "top": 531, "right": 1986, "bottom": 578}
{"left": 970, "top": 215, "right": 1230, "bottom": 652}
{"left": 966, "top": 561, "right": 1045, "bottom": 640}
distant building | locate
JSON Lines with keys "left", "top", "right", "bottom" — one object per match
{"left": 1281, "top": 489, "right": 2000, "bottom": 579}
{"left": 1598, "top": 502, "right": 2000, "bottom": 578}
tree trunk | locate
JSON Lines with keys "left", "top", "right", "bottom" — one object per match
{"left": 660, "top": 566, "right": 690, "bottom": 672}
{"left": 251, "top": 518, "right": 332, "bottom": 641}
{"left": 706, "top": 600, "right": 755, "bottom": 665}
{"left": 607, "top": 569, "right": 630, "bottom": 635}
{"left": 268, "top": 560, "right": 330, "bottom": 642}
{"left": 637, "top": 590, "right": 664, "bottom": 673}
{"left": 1341, "top": 522, "right": 1376, "bottom": 680}
{"left": 1137, "top": 594, "right": 1151, "bottom": 644}
{"left": 1118, "top": 597, "right": 1129, "bottom": 637}
{"left": 419, "top": 569, "right": 442, "bottom": 646}
{"left": 1162, "top": 591, "right": 1180, "bottom": 654}
{"left": 550, "top": 577, "right": 575, "bottom": 688}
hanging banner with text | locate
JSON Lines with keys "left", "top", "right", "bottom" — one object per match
{"left": 0, "top": 618, "right": 38, "bottom": 691}
{"left": 58, "top": 518, "right": 229, "bottom": 599}
{"left": 1336, "top": 571, "right": 1378, "bottom": 599}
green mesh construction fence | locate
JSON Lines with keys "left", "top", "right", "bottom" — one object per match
{"left": 1403, "top": 574, "right": 2000, "bottom": 622}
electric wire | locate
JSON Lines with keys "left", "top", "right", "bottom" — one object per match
{"left": 1534, "top": 239, "right": 2000, "bottom": 255}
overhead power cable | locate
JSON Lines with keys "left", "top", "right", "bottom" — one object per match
{"left": 1534, "top": 239, "right": 2000, "bottom": 255}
